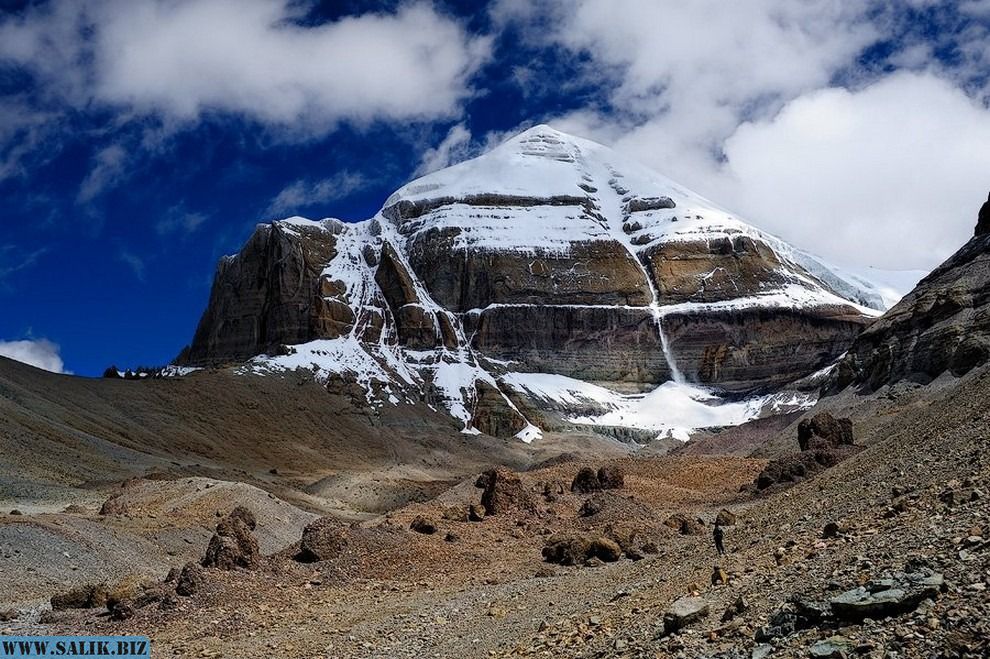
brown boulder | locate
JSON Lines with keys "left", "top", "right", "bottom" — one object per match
{"left": 476, "top": 468, "right": 535, "bottom": 515}
{"left": 410, "top": 515, "right": 438, "bottom": 534}
{"left": 797, "top": 412, "right": 854, "bottom": 451}
{"left": 597, "top": 465, "right": 625, "bottom": 490}
{"left": 542, "top": 534, "right": 622, "bottom": 565}
{"left": 571, "top": 467, "right": 601, "bottom": 493}
{"left": 664, "top": 513, "right": 706, "bottom": 536}
{"left": 202, "top": 508, "right": 260, "bottom": 570}
{"left": 175, "top": 562, "right": 205, "bottom": 597}
{"left": 296, "top": 517, "right": 349, "bottom": 563}
{"left": 51, "top": 583, "right": 109, "bottom": 611}
{"left": 468, "top": 503, "right": 486, "bottom": 522}
{"left": 715, "top": 509, "right": 736, "bottom": 526}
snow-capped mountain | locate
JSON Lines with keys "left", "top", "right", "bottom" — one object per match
{"left": 176, "top": 125, "right": 914, "bottom": 442}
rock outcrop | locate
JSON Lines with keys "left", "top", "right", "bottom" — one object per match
{"left": 835, "top": 199, "right": 990, "bottom": 391}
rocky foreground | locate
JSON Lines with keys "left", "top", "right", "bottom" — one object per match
{"left": 3, "top": 361, "right": 988, "bottom": 658}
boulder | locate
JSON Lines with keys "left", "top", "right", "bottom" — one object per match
{"left": 597, "top": 465, "right": 625, "bottom": 490}
{"left": 830, "top": 571, "right": 944, "bottom": 621}
{"left": 571, "top": 467, "right": 601, "bottom": 493}
{"left": 202, "top": 507, "right": 260, "bottom": 570}
{"left": 468, "top": 503, "right": 486, "bottom": 522}
{"left": 715, "top": 509, "right": 736, "bottom": 526}
{"left": 711, "top": 565, "right": 728, "bottom": 586}
{"left": 174, "top": 563, "right": 204, "bottom": 597}
{"left": 296, "top": 517, "right": 349, "bottom": 563}
{"left": 410, "top": 515, "right": 438, "bottom": 535}
{"left": 798, "top": 412, "right": 854, "bottom": 451}
{"left": 476, "top": 468, "right": 535, "bottom": 515}
{"left": 542, "top": 534, "right": 622, "bottom": 565}
{"left": 664, "top": 513, "right": 705, "bottom": 536}
{"left": 662, "top": 596, "right": 709, "bottom": 635}
{"left": 51, "top": 583, "right": 109, "bottom": 611}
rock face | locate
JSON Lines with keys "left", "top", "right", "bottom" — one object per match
{"left": 176, "top": 125, "right": 894, "bottom": 438}
{"left": 835, "top": 202, "right": 990, "bottom": 391}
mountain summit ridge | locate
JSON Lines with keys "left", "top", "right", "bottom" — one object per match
{"left": 176, "top": 125, "right": 906, "bottom": 441}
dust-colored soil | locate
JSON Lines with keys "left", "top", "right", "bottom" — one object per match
{"left": 2, "top": 358, "right": 989, "bottom": 658}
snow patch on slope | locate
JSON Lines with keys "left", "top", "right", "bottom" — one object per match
{"left": 502, "top": 372, "right": 815, "bottom": 441}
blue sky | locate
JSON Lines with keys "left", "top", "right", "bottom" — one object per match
{"left": 1, "top": 0, "right": 989, "bottom": 376}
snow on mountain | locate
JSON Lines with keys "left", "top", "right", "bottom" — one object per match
{"left": 178, "top": 125, "right": 923, "bottom": 444}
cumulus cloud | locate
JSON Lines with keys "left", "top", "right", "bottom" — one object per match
{"left": 494, "top": 0, "right": 990, "bottom": 271}
{"left": 0, "top": 1, "right": 491, "bottom": 132}
{"left": 0, "top": 339, "right": 67, "bottom": 373}
{"left": 716, "top": 72, "right": 990, "bottom": 270}
{"left": 266, "top": 171, "right": 369, "bottom": 217}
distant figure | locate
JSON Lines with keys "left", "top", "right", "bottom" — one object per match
{"left": 713, "top": 522, "right": 726, "bottom": 556}
{"left": 978, "top": 192, "right": 990, "bottom": 237}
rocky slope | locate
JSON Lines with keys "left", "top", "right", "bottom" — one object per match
{"left": 176, "top": 126, "right": 904, "bottom": 441}
{"left": 834, "top": 199, "right": 990, "bottom": 391}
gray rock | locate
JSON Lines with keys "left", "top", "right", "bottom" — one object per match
{"left": 662, "top": 596, "right": 709, "bottom": 635}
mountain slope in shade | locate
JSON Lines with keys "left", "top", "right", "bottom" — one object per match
{"left": 833, "top": 204, "right": 990, "bottom": 392}
{"left": 176, "top": 125, "right": 912, "bottom": 441}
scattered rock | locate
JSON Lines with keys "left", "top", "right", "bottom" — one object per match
{"left": 9, "top": 509, "right": 23, "bottom": 516}
{"left": 468, "top": 503, "right": 486, "bottom": 522}
{"left": 444, "top": 531, "right": 460, "bottom": 543}
{"left": 0, "top": 609, "right": 16, "bottom": 622}
{"left": 711, "top": 565, "right": 728, "bottom": 586}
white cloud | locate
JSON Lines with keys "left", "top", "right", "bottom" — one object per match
{"left": 715, "top": 72, "right": 990, "bottom": 270}
{"left": 77, "top": 144, "right": 128, "bottom": 203}
{"left": 156, "top": 207, "right": 208, "bottom": 236}
{"left": 266, "top": 171, "right": 369, "bottom": 217}
{"left": 0, "top": 1, "right": 491, "bottom": 132}
{"left": 414, "top": 123, "right": 473, "bottom": 175}
{"left": 118, "top": 250, "right": 146, "bottom": 280}
{"left": 494, "top": 0, "right": 877, "bottom": 186}
{"left": 0, "top": 339, "right": 67, "bottom": 374}
{"left": 493, "top": 0, "right": 990, "bottom": 271}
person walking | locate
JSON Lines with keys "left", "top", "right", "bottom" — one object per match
{"left": 713, "top": 522, "right": 726, "bottom": 556}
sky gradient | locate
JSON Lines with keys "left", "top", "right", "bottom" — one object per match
{"left": 1, "top": 0, "right": 989, "bottom": 375}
